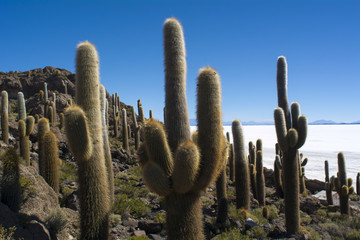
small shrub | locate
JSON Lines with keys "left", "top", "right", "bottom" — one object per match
{"left": 127, "top": 235, "right": 150, "bottom": 240}
{"left": 110, "top": 214, "right": 122, "bottom": 227}
{"left": 245, "top": 226, "right": 267, "bottom": 239}
{"left": 346, "top": 230, "right": 360, "bottom": 240}
{"left": 215, "top": 228, "right": 246, "bottom": 240}
{"left": 0, "top": 225, "right": 21, "bottom": 240}
{"left": 153, "top": 212, "right": 166, "bottom": 224}
{"left": 113, "top": 194, "right": 150, "bottom": 218}
{"left": 45, "top": 208, "right": 68, "bottom": 235}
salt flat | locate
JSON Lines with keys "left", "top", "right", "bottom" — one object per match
{"left": 190, "top": 125, "right": 360, "bottom": 182}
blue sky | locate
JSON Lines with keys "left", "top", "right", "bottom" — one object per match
{"left": 1, "top": 0, "right": 359, "bottom": 123}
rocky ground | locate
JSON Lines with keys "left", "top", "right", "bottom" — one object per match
{"left": 0, "top": 68, "right": 360, "bottom": 240}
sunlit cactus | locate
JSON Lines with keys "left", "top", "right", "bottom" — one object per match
{"left": 1, "top": 90, "right": 9, "bottom": 144}
{"left": 64, "top": 41, "right": 110, "bottom": 239}
{"left": 274, "top": 56, "right": 308, "bottom": 234}
{"left": 232, "top": 119, "right": 250, "bottom": 210}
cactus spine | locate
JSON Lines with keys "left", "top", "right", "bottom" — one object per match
{"left": 232, "top": 120, "right": 250, "bottom": 210}
{"left": 1, "top": 91, "right": 9, "bottom": 144}
{"left": 324, "top": 160, "right": 333, "bottom": 205}
{"left": 139, "top": 18, "right": 225, "bottom": 240}
{"left": 17, "top": 92, "right": 27, "bottom": 121}
{"left": 0, "top": 148, "right": 21, "bottom": 212}
{"left": 64, "top": 41, "right": 110, "bottom": 240}
{"left": 42, "top": 130, "right": 59, "bottom": 193}
{"left": 274, "top": 56, "right": 308, "bottom": 234}
{"left": 122, "top": 108, "right": 129, "bottom": 151}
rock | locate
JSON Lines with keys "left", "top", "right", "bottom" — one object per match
{"left": 305, "top": 178, "right": 325, "bottom": 193}
{"left": 245, "top": 217, "right": 257, "bottom": 230}
{"left": 138, "top": 220, "right": 162, "bottom": 234}
{"left": 122, "top": 219, "right": 139, "bottom": 228}
{"left": 300, "top": 196, "right": 321, "bottom": 215}
{"left": 149, "top": 234, "right": 165, "bottom": 240}
{"left": 133, "top": 230, "right": 146, "bottom": 236}
{"left": 27, "top": 220, "right": 51, "bottom": 240}
{"left": 268, "top": 224, "right": 287, "bottom": 238}
{"left": 65, "top": 190, "right": 80, "bottom": 211}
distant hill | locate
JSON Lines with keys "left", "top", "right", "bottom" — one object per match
{"left": 190, "top": 119, "right": 360, "bottom": 126}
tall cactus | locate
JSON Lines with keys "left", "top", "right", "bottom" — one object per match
{"left": 248, "top": 141, "right": 257, "bottom": 200}
{"left": 299, "top": 154, "right": 308, "bottom": 194}
{"left": 232, "top": 120, "right": 250, "bottom": 210}
{"left": 52, "top": 92, "right": 57, "bottom": 123}
{"left": 274, "top": 155, "right": 284, "bottom": 198}
{"left": 64, "top": 41, "right": 110, "bottom": 240}
{"left": 139, "top": 17, "right": 225, "bottom": 240}
{"left": 216, "top": 135, "right": 228, "bottom": 227}
{"left": 17, "top": 92, "right": 27, "bottom": 121}
{"left": 324, "top": 160, "right": 333, "bottom": 205}
{"left": 42, "top": 130, "right": 59, "bottom": 193}
{"left": 334, "top": 152, "right": 354, "bottom": 214}
{"left": 274, "top": 56, "right": 308, "bottom": 234}
{"left": 19, "top": 116, "right": 35, "bottom": 166}
{"left": 1, "top": 91, "right": 9, "bottom": 144}
{"left": 113, "top": 105, "right": 118, "bottom": 137}
{"left": 131, "top": 105, "right": 140, "bottom": 150}
{"left": 256, "top": 149, "right": 265, "bottom": 205}
{"left": 356, "top": 172, "right": 360, "bottom": 195}
{"left": 122, "top": 108, "right": 129, "bottom": 151}
{"left": 226, "top": 132, "right": 235, "bottom": 182}
{"left": 100, "top": 85, "right": 114, "bottom": 206}
{"left": 38, "top": 118, "right": 50, "bottom": 177}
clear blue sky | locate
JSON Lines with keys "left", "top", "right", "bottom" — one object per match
{"left": 1, "top": 0, "right": 359, "bottom": 123}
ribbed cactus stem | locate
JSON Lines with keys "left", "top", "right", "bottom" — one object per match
{"left": 42, "top": 130, "right": 59, "bottom": 193}
{"left": 164, "top": 18, "right": 190, "bottom": 152}
{"left": 113, "top": 106, "right": 118, "bottom": 137}
{"left": 338, "top": 152, "right": 350, "bottom": 214}
{"left": 100, "top": 85, "right": 114, "bottom": 206}
{"left": 192, "top": 67, "right": 225, "bottom": 191}
{"left": 232, "top": 119, "right": 250, "bottom": 210}
{"left": 357, "top": 173, "right": 360, "bottom": 196}
{"left": 1, "top": 91, "right": 9, "bottom": 144}
{"left": 122, "top": 108, "right": 129, "bottom": 151}
{"left": 274, "top": 155, "right": 284, "bottom": 198}
{"left": 17, "top": 92, "right": 27, "bottom": 121}
{"left": 131, "top": 105, "right": 140, "bottom": 150}
{"left": 65, "top": 41, "right": 110, "bottom": 239}
{"left": 149, "top": 109, "right": 153, "bottom": 119}
{"left": 38, "top": 118, "right": 50, "bottom": 177}
{"left": 216, "top": 166, "right": 228, "bottom": 226}
{"left": 256, "top": 150, "right": 265, "bottom": 205}
{"left": 276, "top": 56, "right": 291, "bottom": 130}
{"left": 52, "top": 92, "right": 56, "bottom": 123}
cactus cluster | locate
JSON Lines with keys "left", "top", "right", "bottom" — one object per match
{"left": 274, "top": 56, "right": 308, "bottom": 234}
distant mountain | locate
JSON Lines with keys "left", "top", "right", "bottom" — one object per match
{"left": 190, "top": 118, "right": 360, "bottom": 126}
{"left": 310, "top": 120, "right": 338, "bottom": 125}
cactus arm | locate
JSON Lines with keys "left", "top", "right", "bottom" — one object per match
{"left": 274, "top": 107, "right": 288, "bottom": 151}
{"left": 276, "top": 56, "right": 291, "bottom": 130}
{"left": 287, "top": 128, "right": 298, "bottom": 148}
{"left": 25, "top": 116, "right": 35, "bottom": 136}
{"left": 143, "top": 119, "right": 174, "bottom": 176}
{"left": 163, "top": 18, "right": 191, "bottom": 152}
{"left": 64, "top": 106, "right": 93, "bottom": 162}
{"left": 291, "top": 102, "right": 300, "bottom": 130}
{"left": 142, "top": 162, "right": 172, "bottom": 196}
{"left": 192, "top": 67, "right": 224, "bottom": 192}
{"left": 295, "top": 115, "right": 307, "bottom": 149}
{"left": 172, "top": 140, "right": 200, "bottom": 194}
